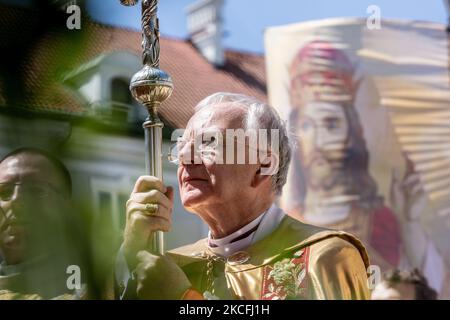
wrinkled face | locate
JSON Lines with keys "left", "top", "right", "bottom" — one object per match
{"left": 176, "top": 104, "right": 262, "bottom": 215}
{"left": 297, "top": 101, "right": 349, "bottom": 190}
{"left": 371, "top": 281, "right": 416, "bottom": 300}
{"left": 0, "top": 153, "right": 67, "bottom": 265}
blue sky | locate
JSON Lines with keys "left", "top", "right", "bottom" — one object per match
{"left": 87, "top": 0, "right": 447, "bottom": 53}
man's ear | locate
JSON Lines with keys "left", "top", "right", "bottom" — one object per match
{"left": 251, "top": 154, "right": 279, "bottom": 188}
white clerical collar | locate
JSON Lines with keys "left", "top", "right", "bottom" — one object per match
{"left": 252, "top": 204, "right": 285, "bottom": 243}
{"left": 207, "top": 203, "right": 285, "bottom": 257}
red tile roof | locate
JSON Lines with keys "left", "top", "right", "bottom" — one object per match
{"left": 0, "top": 4, "right": 267, "bottom": 128}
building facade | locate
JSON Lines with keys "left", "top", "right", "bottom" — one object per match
{"left": 0, "top": 1, "right": 266, "bottom": 250}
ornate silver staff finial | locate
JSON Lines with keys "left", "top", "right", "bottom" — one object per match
{"left": 119, "top": 0, "right": 138, "bottom": 6}
{"left": 119, "top": 0, "right": 173, "bottom": 255}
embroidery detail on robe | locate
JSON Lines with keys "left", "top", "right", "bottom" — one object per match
{"left": 261, "top": 246, "right": 310, "bottom": 300}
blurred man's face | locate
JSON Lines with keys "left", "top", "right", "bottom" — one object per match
{"left": 177, "top": 104, "right": 263, "bottom": 215}
{"left": 371, "top": 281, "right": 416, "bottom": 300}
{"left": 297, "top": 101, "right": 349, "bottom": 190}
{"left": 0, "top": 153, "right": 66, "bottom": 265}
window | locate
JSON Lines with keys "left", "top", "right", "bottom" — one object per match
{"left": 91, "top": 177, "right": 133, "bottom": 232}
{"left": 98, "top": 191, "right": 112, "bottom": 221}
{"left": 110, "top": 77, "right": 132, "bottom": 122}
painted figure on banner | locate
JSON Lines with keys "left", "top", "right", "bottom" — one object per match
{"left": 285, "top": 40, "right": 446, "bottom": 296}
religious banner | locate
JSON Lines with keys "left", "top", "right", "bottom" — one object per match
{"left": 265, "top": 18, "right": 450, "bottom": 298}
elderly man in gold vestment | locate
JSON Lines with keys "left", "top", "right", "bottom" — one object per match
{"left": 116, "top": 93, "right": 370, "bottom": 300}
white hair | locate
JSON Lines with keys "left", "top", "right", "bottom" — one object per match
{"left": 194, "top": 92, "right": 292, "bottom": 196}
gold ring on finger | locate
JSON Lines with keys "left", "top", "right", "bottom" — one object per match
{"left": 144, "top": 203, "right": 158, "bottom": 216}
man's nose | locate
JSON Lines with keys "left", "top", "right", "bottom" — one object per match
{"left": 1, "top": 188, "right": 24, "bottom": 221}
{"left": 4, "top": 208, "right": 19, "bottom": 222}
{"left": 0, "top": 201, "right": 20, "bottom": 223}
{"left": 314, "top": 127, "right": 325, "bottom": 149}
{"left": 178, "top": 141, "right": 202, "bottom": 165}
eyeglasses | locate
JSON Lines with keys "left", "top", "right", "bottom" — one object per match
{"left": 167, "top": 137, "right": 269, "bottom": 166}
{"left": 0, "top": 182, "right": 60, "bottom": 202}
{"left": 168, "top": 137, "right": 219, "bottom": 165}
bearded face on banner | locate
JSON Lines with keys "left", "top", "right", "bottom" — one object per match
{"left": 286, "top": 40, "right": 406, "bottom": 275}
{"left": 288, "top": 41, "right": 381, "bottom": 213}
{"left": 268, "top": 20, "right": 448, "bottom": 297}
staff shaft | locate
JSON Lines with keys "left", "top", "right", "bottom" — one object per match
{"left": 120, "top": 0, "right": 173, "bottom": 255}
